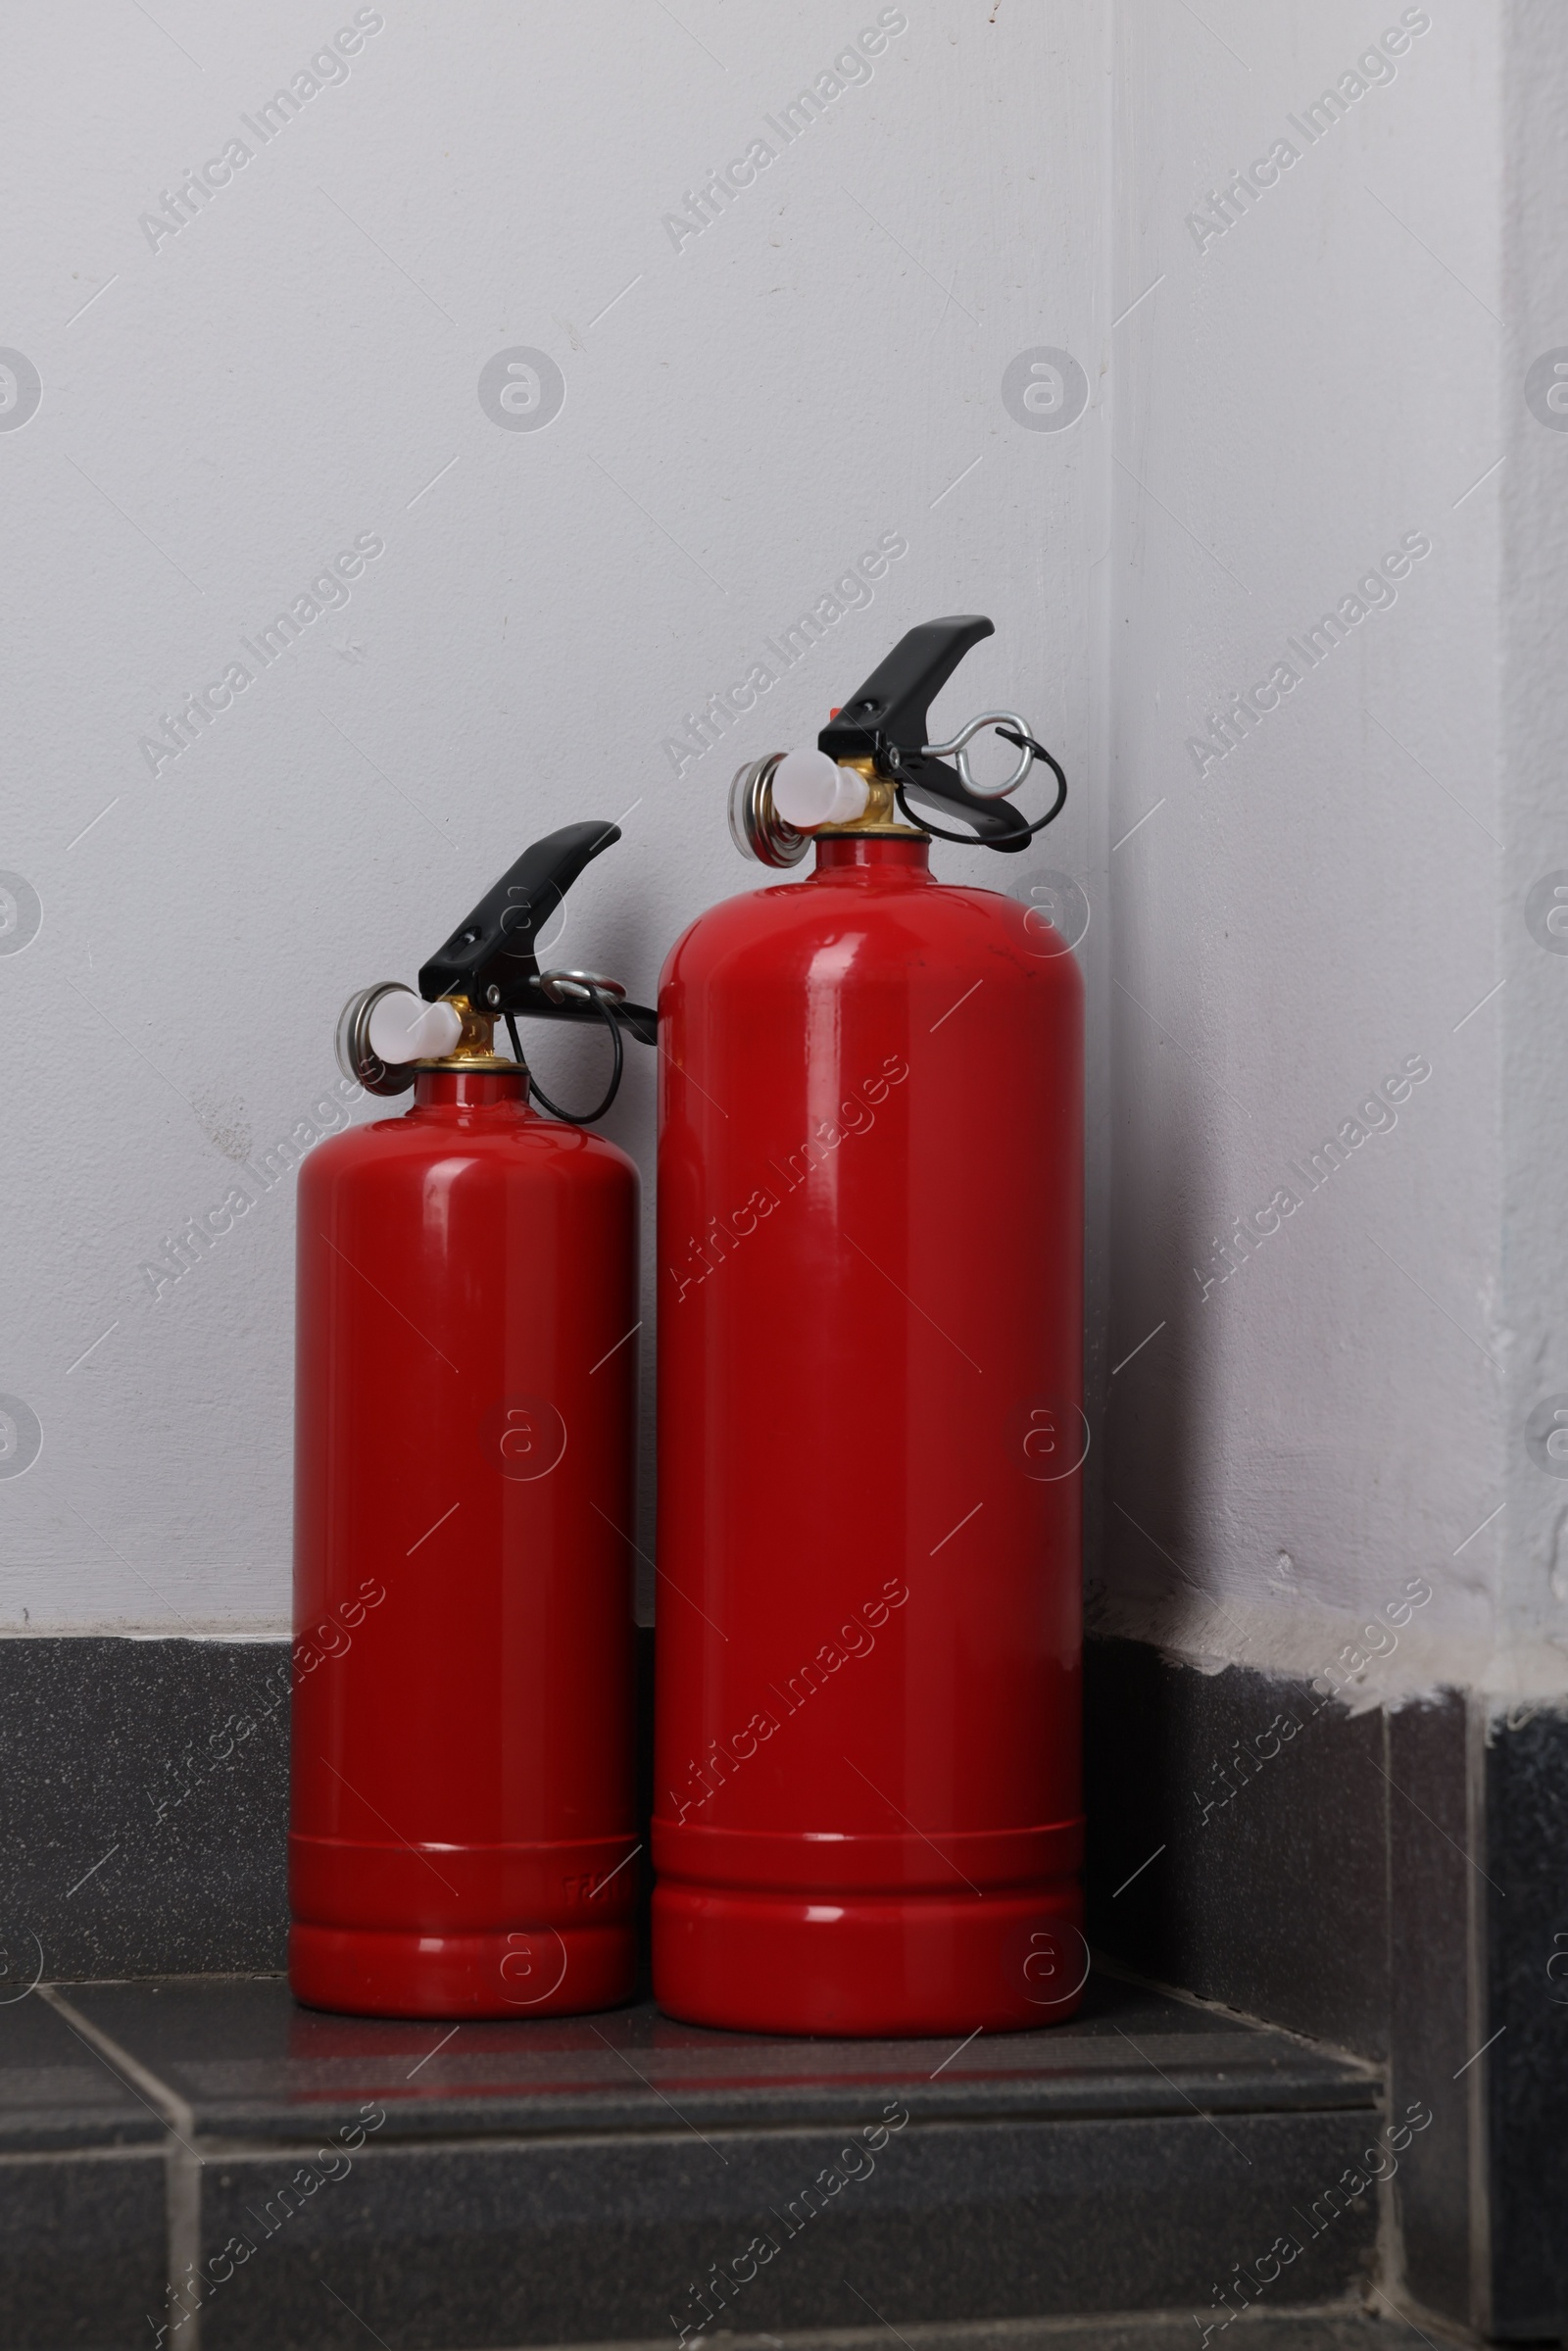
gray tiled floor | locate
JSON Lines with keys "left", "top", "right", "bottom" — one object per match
{"left": 444, "top": 2315, "right": 1456, "bottom": 2351}
{"left": 62, "top": 1966, "right": 1377, "bottom": 2141}
{"left": 0, "top": 1969, "right": 1393, "bottom": 2350}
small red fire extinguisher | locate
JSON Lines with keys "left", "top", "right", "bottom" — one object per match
{"left": 290, "top": 822, "right": 656, "bottom": 2019}
{"left": 653, "top": 617, "right": 1085, "bottom": 2035}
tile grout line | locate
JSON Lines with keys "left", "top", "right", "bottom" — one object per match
{"left": 40, "top": 1984, "right": 202, "bottom": 2345}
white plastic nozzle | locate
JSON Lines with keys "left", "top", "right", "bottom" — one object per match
{"left": 770, "top": 748, "right": 871, "bottom": 831}
{"left": 366, "top": 989, "right": 464, "bottom": 1065}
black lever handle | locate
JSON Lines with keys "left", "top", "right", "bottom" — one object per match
{"left": 819, "top": 614, "right": 994, "bottom": 759}
{"left": 417, "top": 821, "right": 657, "bottom": 1038}
{"left": 817, "top": 615, "right": 1033, "bottom": 851}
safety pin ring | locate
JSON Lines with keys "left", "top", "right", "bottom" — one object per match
{"left": 921, "top": 709, "right": 1036, "bottom": 799}
{"left": 534, "top": 969, "right": 627, "bottom": 1006}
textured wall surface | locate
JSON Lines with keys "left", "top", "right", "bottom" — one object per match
{"left": 0, "top": 1, "right": 1107, "bottom": 1631}
{"left": 1099, "top": 0, "right": 1568, "bottom": 1704}
{"left": 1, "top": 3, "right": 1563, "bottom": 1704}
{"left": 1499, "top": 0, "right": 1568, "bottom": 1678}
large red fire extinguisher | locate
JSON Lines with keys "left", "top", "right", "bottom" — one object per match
{"left": 290, "top": 822, "right": 656, "bottom": 2018}
{"left": 653, "top": 617, "right": 1084, "bottom": 2035}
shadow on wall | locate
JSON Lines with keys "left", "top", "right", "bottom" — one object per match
{"left": 1095, "top": 961, "right": 1204, "bottom": 1658}
{"left": 1083, "top": 1641, "right": 1392, "bottom": 2058}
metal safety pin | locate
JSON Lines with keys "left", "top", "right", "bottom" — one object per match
{"left": 921, "top": 709, "right": 1038, "bottom": 799}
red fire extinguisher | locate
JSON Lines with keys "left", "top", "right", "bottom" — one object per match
{"left": 290, "top": 822, "right": 657, "bottom": 2019}
{"left": 653, "top": 617, "right": 1085, "bottom": 2035}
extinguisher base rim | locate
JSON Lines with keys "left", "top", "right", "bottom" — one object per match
{"left": 651, "top": 1880, "right": 1086, "bottom": 2038}
{"left": 288, "top": 1922, "right": 637, "bottom": 2022}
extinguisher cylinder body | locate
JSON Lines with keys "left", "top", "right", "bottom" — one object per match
{"left": 290, "top": 1067, "right": 639, "bottom": 2019}
{"left": 654, "top": 835, "right": 1084, "bottom": 2034}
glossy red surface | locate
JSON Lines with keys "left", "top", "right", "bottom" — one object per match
{"left": 653, "top": 835, "right": 1085, "bottom": 2034}
{"left": 290, "top": 1067, "right": 639, "bottom": 2018}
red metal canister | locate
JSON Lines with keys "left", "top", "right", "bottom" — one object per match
{"left": 653, "top": 798, "right": 1085, "bottom": 2033}
{"left": 290, "top": 822, "right": 650, "bottom": 2020}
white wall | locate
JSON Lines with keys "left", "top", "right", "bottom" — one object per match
{"left": 1102, "top": 0, "right": 1568, "bottom": 1707}
{"left": 7, "top": 2, "right": 1560, "bottom": 1705}
{"left": 1500, "top": 0, "right": 1568, "bottom": 1687}
{"left": 0, "top": 0, "right": 1107, "bottom": 1632}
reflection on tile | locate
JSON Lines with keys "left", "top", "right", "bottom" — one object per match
{"left": 0, "top": 1984, "right": 162, "bottom": 2151}
{"left": 68, "top": 1971, "right": 1374, "bottom": 2147}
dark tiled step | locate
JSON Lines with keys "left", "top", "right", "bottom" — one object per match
{"left": 5, "top": 1971, "right": 1384, "bottom": 2351}
{"left": 63, "top": 1967, "right": 1376, "bottom": 2143}
{"left": 0, "top": 1982, "right": 164, "bottom": 2152}
{"left": 0, "top": 1988, "right": 166, "bottom": 2348}
{"left": 445, "top": 2322, "right": 1446, "bottom": 2351}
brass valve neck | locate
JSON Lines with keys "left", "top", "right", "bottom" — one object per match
{"left": 420, "top": 994, "right": 515, "bottom": 1071}
{"left": 815, "top": 754, "right": 926, "bottom": 840}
